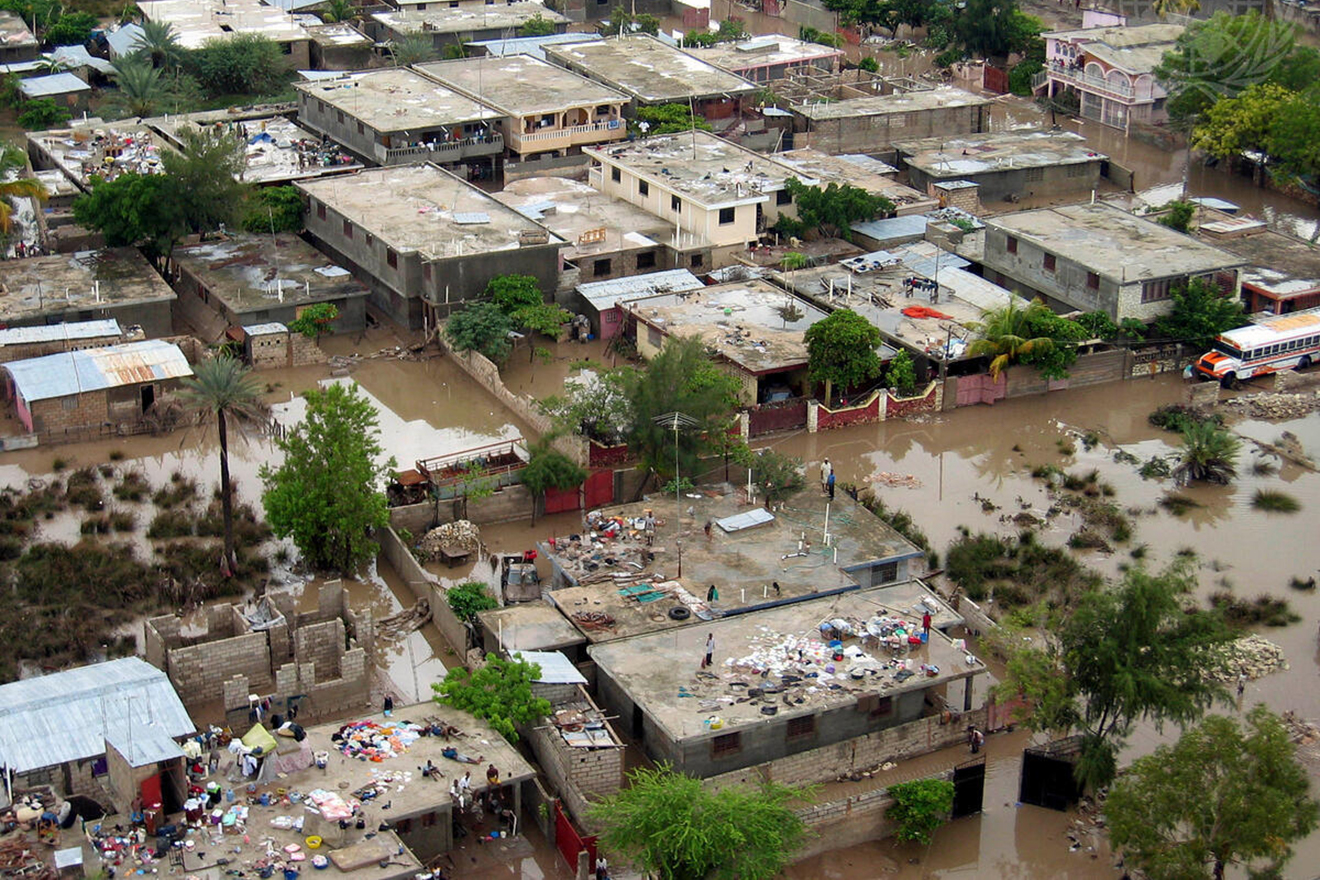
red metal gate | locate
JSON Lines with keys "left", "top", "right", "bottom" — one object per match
{"left": 554, "top": 800, "right": 597, "bottom": 871}
{"left": 955, "top": 374, "right": 1007, "bottom": 406}
{"left": 746, "top": 398, "right": 808, "bottom": 436}
{"left": 543, "top": 485, "right": 581, "bottom": 515}
{"left": 584, "top": 469, "right": 614, "bottom": 509}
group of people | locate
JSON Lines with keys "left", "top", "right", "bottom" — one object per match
{"left": 6, "top": 241, "right": 43, "bottom": 259}
{"left": 820, "top": 457, "right": 836, "bottom": 499}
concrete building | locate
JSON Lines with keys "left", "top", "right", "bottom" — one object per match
{"left": 687, "top": 34, "right": 843, "bottom": 83}
{"left": 479, "top": 602, "right": 588, "bottom": 660}
{"left": 416, "top": 55, "right": 628, "bottom": 163}
{"left": 299, "top": 163, "right": 565, "bottom": 328}
{"left": 544, "top": 35, "right": 757, "bottom": 118}
{"left": 572, "top": 268, "right": 705, "bottom": 340}
{"left": 28, "top": 120, "right": 170, "bottom": 191}
{"left": 147, "top": 111, "right": 362, "bottom": 185}
{"left": 982, "top": 203, "right": 1244, "bottom": 322}
{"left": 0, "top": 657, "right": 194, "bottom": 811}
{"left": 0, "top": 248, "right": 177, "bottom": 337}
{"left": 894, "top": 129, "right": 1107, "bottom": 206}
{"left": 776, "top": 148, "right": 939, "bottom": 216}
{"left": 2, "top": 339, "right": 192, "bottom": 438}
{"left": 464, "top": 31, "right": 601, "bottom": 60}
{"left": 0, "top": 12, "right": 38, "bottom": 63}
{"left": 167, "top": 233, "right": 371, "bottom": 339}
{"left": 626, "top": 279, "right": 829, "bottom": 403}
{"left": 295, "top": 69, "right": 503, "bottom": 174}
{"left": 791, "top": 85, "right": 992, "bottom": 154}
{"left": 139, "top": 0, "right": 313, "bottom": 69}
{"left": 590, "top": 583, "right": 979, "bottom": 778}
{"left": 369, "top": 3, "right": 569, "bottom": 49}
{"left": 1035, "top": 22, "right": 1183, "bottom": 132}
{"left": 304, "top": 21, "right": 375, "bottom": 70}
{"left": 0, "top": 319, "right": 124, "bottom": 364}
{"left": 1196, "top": 214, "right": 1320, "bottom": 315}
{"left": 493, "top": 177, "right": 711, "bottom": 289}
{"left": 584, "top": 131, "right": 807, "bottom": 259}
{"left": 18, "top": 73, "right": 91, "bottom": 113}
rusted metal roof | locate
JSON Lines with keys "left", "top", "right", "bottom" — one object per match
{"left": 3, "top": 339, "right": 192, "bottom": 402}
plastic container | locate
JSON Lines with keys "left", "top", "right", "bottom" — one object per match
{"left": 305, "top": 837, "right": 322, "bottom": 850}
{"left": 920, "top": 632, "right": 928, "bottom": 644}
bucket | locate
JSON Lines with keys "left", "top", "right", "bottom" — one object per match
{"left": 920, "top": 632, "right": 928, "bottom": 643}
{"left": 284, "top": 869, "right": 300, "bottom": 880}
{"left": 259, "top": 793, "right": 271, "bottom": 807}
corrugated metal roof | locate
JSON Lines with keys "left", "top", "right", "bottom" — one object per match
{"left": 852, "top": 215, "right": 928, "bottom": 244}
{"left": 104, "top": 725, "right": 186, "bottom": 768}
{"left": 105, "top": 23, "right": 144, "bottom": 57}
{"left": 577, "top": 269, "right": 704, "bottom": 310}
{"left": 50, "top": 45, "right": 115, "bottom": 74}
{"left": 466, "top": 32, "right": 601, "bottom": 61}
{"left": 716, "top": 508, "right": 776, "bottom": 532}
{"left": 4, "top": 339, "right": 192, "bottom": 403}
{"left": 17, "top": 72, "right": 89, "bottom": 98}
{"left": 243, "top": 322, "right": 288, "bottom": 336}
{"left": 515, "top": 651, "right": 587, "bottom": 685}
{"left": 0, "top": 657, "right": 194, "bottom": 773}
{"left": 0, "top": 319, "right": 120, "bottom": 346}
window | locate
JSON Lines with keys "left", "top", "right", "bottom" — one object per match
{"left": 786, "top": 715, "right": 816, "bottom": 740}
{"left": 62, "top": 396, "right": 78, "bottom": 411}
{"left": 647, "top": 325, "right": 662, "bottom": 348}
{"left": 342, "top": 219, "right": 353, "bottom": 239}
{"left": 636, "top": 251, "right": 656, "bottom": 270}
{"left": 1141, "top": 278, "right": 1174, "bottom": 303}
{"left": 594, "top": 258, "right": 612, "bottom": 277}
{"left": 423, "top": 264, "right": 432, "bottom": 281}
{"left": 420, "top": 812, "right": 435, "bottom": 828}
{"left": 690, "top": 253, "right": 703, "bottom": 268}
{"left": 671, "top": 194, "right": 682, "bottom": 212}
{"left": 1087, "top": 272, "right": 1100, "bottom": 290}
{"left": 611, "top": 166, "right": 621, "bottom": 183}
{"left": 711, "top": 732, "right": 741, "bottom": 757}
{"left": 873, "top": 561, "right": 898, "bottom": 585}
{"left": 638, "top": 180, "right": 649, "bottom": 197}
{"left": 365, "top": 233, "right": 373, "bottom": 248}
{"left": 387, "top": 249, "right": 398, "bottom": 269}
{"left": 1043, "top": 253, "right": 1056, "bottom": 272}
{"left": 776, "top": 189, "right": 792, "bottom": 206}
{"left": 1006, "top": 235, "right": 1018, "bottom": 255}
{"left": 316, "top": 201, "right": 326, "bottom": 221}
{"left": 718, "top": 207, "right": 736, "bottom": 225}
{"left": 1025, "top": 167, "right": 1045, "bottom": 183}
{"left": 393, "top": 818, "right": 413, "bottom": 834}
{"left": 357, "top": 122, "right": 364, "bottom": 135}
{"left": 337, "top": 110, "right": 345, "bottom": 124}
{"left": 318, "top": 99, "right": 326, "bottom": 113}
{"left": 858, "top": 694, "right": 894, "bottom": 717}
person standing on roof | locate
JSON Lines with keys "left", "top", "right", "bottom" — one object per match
{"left": 702, "top": 633, "right": 715, "bottom": 669}
{"left": 820, "top": 458, "right": 831, "bottom": 493}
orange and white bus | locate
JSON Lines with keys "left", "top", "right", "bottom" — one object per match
{"left": 1195, "top": 308, "right": 1320, "bottom": 386}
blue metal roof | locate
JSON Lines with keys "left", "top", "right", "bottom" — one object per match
{"left": 4, "top": 339, "right": 192, "bottom": 403}
{"left": 0, "top": 319, "right": 120, "bottom": 346}
{"left": 465, "top": 32, "right": 601, "bottom": 60}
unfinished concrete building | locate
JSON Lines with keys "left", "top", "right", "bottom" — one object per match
{"left": 144, "top": 582, "right": 374, "bottom": 725}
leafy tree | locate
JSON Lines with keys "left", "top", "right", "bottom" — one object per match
{"left": 260, "top": 382, "right": 395, "bottom": 573}
{"left": 519, "top": 12, "right": 557, "bottom": 36}
{"left": 597, "top": 5, "right": 659, "bottom": 36}
{"left": 0, "top": 145, "right": 45, "bottom": 233}
{"left": 750, "top": 449, "right": 804, "bottom": 504}
{"left": 1074, "top": 310, "right": 1118, "bottom": 341}
{"left": 446, "top": 302, "right": 516, "bottom": 363}
{"left": 242, "top": 185, "right": 304, "bottom": 234}
{"left": 804, "top": 309, "right": 881, "bottom": 406}
{"left": 434, "top": 654, "right": 551, "bottom": 743}
{"left": 994, "top": 559, "right": 1232, "bottom": 791}
{"left": 1106, "top": 707, "right": 1319, "bottom": 880}
{"left": 179, "top": 356, "right": 268, "bottom": 573}
{"left": 952, "top": 0, "right": 1041, "bottom": 61}
{"left": 161, "top": 124, "right": 247, "bottom": 237}
{"left": 967, "top": 299, "right": 1056, "bottom": 380}
{"left": 685, "top": 17, "right": 747, "bottom": 47}
{"left": 1014, "top": 305, "right": 1087, "bottom": 380}
{"left": 319, "top": 0, "right": 358, "bottom": 25}
{"left": 1008, "top": 54, "right": 1044, "bottom": 97}
{"left": 134, "top": 19, "right": 186, "bottom": 70}
{"left": 588, "top": 763, "right": 809, "bottom": 880}
{"left": 798, "top": 25, "right": 843, "bottom": 48}
{"left": 17, "top": 97, "right": 67, "bottom": 129}
{"left": 1265, "top": 86, "right": 1320, "bottom": 182}
{"left": 1173, "top": 420, "right": 1240, "bottom": 484}
{"left": 187, "top": 33, "right": 287, "bottom": 97}
{"left": 858, "top": 56, "right": 879, "bottom": 73}
{"left": 885, "top": 349, "right": 917, "bottom": 395}
{"left": 72, "top": 172, "right": 186, "bottom": 262}
{"left": 521, "top": 439, "right": 586, "bottom": 523}
{"left": 288, "top": 303, "right": 339, "bottom": 341}
{"left": 887, "top": 778, "right": 955, "bottom": 845}
{"left": 774, "top": 177, "right": 893, "bottom": 241}
{"left": 539, "top": 369, "right": 634, "bottom": 445}
{"left": 1156, "top": 199, "right": 1197, "bottom": 233}
{"left": 445, "top": 580, "right": 498, "bottom": 623}
{"left": 1151, "top": 278, "right": 1247, "bottom": 345}
{"left": 389, "top": 32, "right": 438, "bottom": 66}
{"left": 487, "top": 274, "right": 570, "bottom": 359}
{"left": 634, "top": 102, "right": 711, "bottom": 135}
{"left": 43, "top": 11, "right": 96, "bottom": 46}
{"left": 1191, "top": 82, "right": 1290, "bottom": 163}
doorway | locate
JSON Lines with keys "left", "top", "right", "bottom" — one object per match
{"left": 140, "top": 384, "right": 156, "bottom": 413}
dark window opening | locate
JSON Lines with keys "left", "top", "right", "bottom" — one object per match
{"left": 316, "top": 202, "right": 326, "bottom": 221}
{"left": 1006, "top": 235, "right": 1018, "bottom": 255}
{"left": 712, "top": 732, "right": 741, "bottom": 757}
{"left": 594, "top": 258, "right": 612, "bottom": 277}
{"left": 638, "top": 180, "right": 649, "bottom": 197}
{"left": 636, "top": 251, "right": 656, "bottom": 270}
{"left": 690, "top": 253, "right": 703, "bottom": 268}
{"left": 776, "top": 189, "right": 792, "bottom": 206}
{"left": 611, "top": 166, "right": 621, "bottom": 183}
{"left": 671, "top": 194, "right": 681, "bottom": 212}
{"left": 387, "top": 249, "right": 399, "bottom": 269}
{"left": 718, "top": 207, "right": 736, "bottom": 225}
{"left": 786, "top": 715, "right": 816, "bottom": 739}
{"left": 1087, "top": 272, "right": 1100, "bottom": 290}
{"left": 1043, "top": 253, "right": 1056, "bottom": 272}
{"left": 342, "top": 220, "right": 352, "bottom": 239}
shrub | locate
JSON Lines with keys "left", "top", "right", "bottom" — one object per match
{"left": 152, "top": 477, "right": 198, "bottom": 509}
{"left": 65, "top": 467, "right": 103, "bottom": 509}
{"left": 446, "top": 581, "right": 497, "bottom": 622}
{"left": 1252, "top": 489, "right": 1299, "bottom": 513}
{"left": 147, "top": 510, "right": 194, "bottom": 539}
{"left": 887, "top": 779, "right": 955, "bottom": 845}
{"left": 113, "top": 471, "right": 151, "bottom": 502}
{"left": 18, "top": 98, "right": 70, "bottom": 129}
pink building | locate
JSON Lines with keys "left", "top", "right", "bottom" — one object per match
{"left": 1034, "top": 21, "right": 1183, "bottom": 132}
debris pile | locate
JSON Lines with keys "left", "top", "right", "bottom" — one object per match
{"left": 548, "top": 701, "right": 616, "bottom": 750}
{"left": 417, "top": 521, "right": 481, "bottom": 561}
{"left": 547, "top": 512, "right": 662, "bottom": 585}
{"left": 865, "top": 472, "right": 923, "bottom": 489}
{"left": 1220, "top": 391, "right": 1320, "bottom": 421}
{"left": 1203, "top": 634, "right": 1288, "bottom": 683}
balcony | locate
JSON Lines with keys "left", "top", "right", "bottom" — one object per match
{"left": 1036, "top": 64, "right": 1137, "bottom": 102}
{"left": 507, "top": 119, "right": 624, "bottom": 155}
{"left": 378, "top": 133, "right": 504, "bottom": 165}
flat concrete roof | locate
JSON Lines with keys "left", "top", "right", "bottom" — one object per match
{"left": 687, "top": 34, "right": 843, "bottom": 73}
{"left": 0, "top": 248, "right": 176, "bottom": 324}
{"left": 794, "top": 85, "right": 992, "bottom": 120}
{"left": 0, "top": 11, "right": 36, "bottom": 49}
{"left": 544, "top": 35, "right": 757, "bottom": 103}
{"left": 1200, "top": 222, "right": 1320, "bottom": 298}
{"left": 627, "top": 279, "right": 827, "bottom": 374}
{"left": 586, "top": 130, "right": 804, "bottom": 209}
{"left": 146, "top": 111, "right": 362, "bottom": 184}
{"left": 1046, "top": 23, "right": 1183, "bottom": 75}
{"left": 895, "top": 129, "right": 1106, "bottom": 178}
{"left": 777, "top": 148, "right": 938, "bottom": 214}
{"left": 988, "top": 203, "right": 1245, "bottom": 282}
{"left": 372, "top": 3, "right": 568, "bottom": 36}
{"left": 478, "top": 601, "right": 586, "bottom": 653}
{"left": 170, "top": 233, "right": 370, "bottom": 313}
{"left": 466, "top": 32, "right": 600, "bottom": 61}
{"left": 416, "top": 54, "right": 629, "bottom": 118}
{"left": 493, "top": 176, "right": 695, "bottom": 262}
{"left": 543, "top": 487, "right": 922, "bottom": 644}
{"left": 139, "top": 0, "right": 309, "bottom": 48}
{"left": 304, "top": 21, "right": 372, "bottom": 47}
{"left": 588, "top": 585, "right": 978, "bottom": 743}
{"left": 297, "top": 69, "right": 502, "bottom": 133}
{"left": 298, "top": 164, "right": 563, "bottom": 260}
{"left": 28, "top": 120, "right": 166, "bottom": 188}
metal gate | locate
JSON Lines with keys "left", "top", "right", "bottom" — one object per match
{"left": 584, "top": 469, "right": 614, "bottom": 509}
{"left": 955, "top": 373, "right": 1007, "bottom": 406}
{"left": 951, "top": 757, "right": 986, "bottom": 818}
{"left": 554, "top": 800, "right": 596, "bottom": 871}
{"left": 1018, "top": 738, "right": 1083, "bottom": 812}
{"left": 543, "top": 485, "right": 581, "bottom": 515}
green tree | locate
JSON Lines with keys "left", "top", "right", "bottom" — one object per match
{"left": 805, "top": 309, "right": 881, "bottom": 406}
{"left": 43, "top": 11, "right": 96, "bottom": 46}
{"left": 519, "top": 12, "right": 557, "bottom": 36}
{"left": 389, "top": 32, "right": 438, "bottom": 66}
{"left": 1151, "top": 278, "right": 1247, "bottom": 345}
{"left": 994, "top": 559, "right": 1232, "bottom": 791}
{"left": 162, "top": 124, "right": 247, "bottom": 237}
{"left": 319, "top": 0, "right": 358, "bottom": 24}
{"left": 858, "top": 55, "right": 879, "bottom": 73}
{"left": 1014, "top": 305, "right": 1088, "bottom": 380}
{"left": 260, "top": 382, "right": 394, "bottom": 573}
{"left": 539, "top": 369, "right": 634, "bottom": 445}
{"left": 1173, "top": 420, "right": 1240, "bottom": 484}
{"left": 1106, "top": 707, "right": 1319, "bottom": 880}
{"left": 597, "top": 5, "right": 659, "bottom": 36}
{"left": 446, "top": 302, "right": 516, "bottom": 362}
{"left": 966, "top": 299, "right": 1056, "bottom": 380}
{"left": 887, "top": 778, "right": 955, "bottom": 846}
{"left": 751, "top": 449, "right": 804, "bottom": 504}
{"left": 71, "top": 172, "right": 187, "bottom": 262}
{"left": 487, "top": 274, "right": 570, "bottom": 359}
{"left": 242, "top": 185, "right": 305, "bottom": 234}
{"left": 588, "top": 763, "right": 810, "bottom": 880}
{"left": 134, "top": 19, "right": 186, "bottom": 70}
{"left": 187, "top": 33, "right": 287, "bottom": 96}
{"left": 1265, "top": 86, "right": 1320, "bottom": 182}
{"left": 0, "top": 145, "right": 46, "bottom": 233}
{"left": 953, "top": 0, "right": 1041, "bottom": 61}
{"left": 885, "top": 349, "right": 917, "bottom": 396}
{"left": 635, "top": 102, "right": 711, "bottom": 135}
{"left": 445, "top": 581, "right": 497, "bottom": 622}
{"left": 521, "top": 439, "right": 586, "bottom": 523}
{"left": 288, "top": 303, "right": 339, "bottom": 341}
{"left": 107, "top": 57, "right": 173, "bottom": 119}
{"left": 17, "top": 97, "right": 68, "bottom": 129}
{"left": 774, "top": 177, "right": 894, "bottom": 241}
{"left": 434, "top": 654, "right": 551, "bottom": 743}
{"left": 1155, "top": 199, "right": 1197, "bottom": 233}
{"left": 1191, "top": 82, "right": 1290, "bottom": 162}
{"left": 179, "top": 356, "right": 268, "bottom": 573}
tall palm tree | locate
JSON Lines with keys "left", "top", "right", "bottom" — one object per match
{"left": 0, "top": 145, "right": 47, "bottom": 235}
{"left": 108, "top": 57, "right": 169, "bottom": 119}
{"left": 966, "top": 298, "right": 1056, "bottom": 380}
{"left": 319, "top": 0, "right": 358, "bottom": 24}
{"left": 179, "top": 356, "right": 269, "bottom": 574}
{"left": 390, "top": 33, "right": 438, "bottom": 66}
{"left": 1173, "top": 420, "right": 1240, "bottom": 485}
{"left": 135, "top": 20, "right": 186, "bottom": 71}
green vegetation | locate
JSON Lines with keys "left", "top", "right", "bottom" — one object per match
{"left": 772, "top": 177, "right": 894, "bottom": 241}
{"left": 858, "top": 56, "right": 879, "bottom": 73}
{"left": 1173, "top": 420, "right": 1241, "bottom": 485}
{"left": 389, "top": 32, "right": 438, "bottom": 66}
{"left": 187, "top": 34, "right": 289, "bottom": 98}
{"left": 518, "top": 12, "right": 557, "bottom": 36}
{"left": 1151, "top": 278, "right": 1247, "bottom": 345}
{"left": 798, "top": 25, "right": 843, "bottom": 48}
{"left": 597, "top": 5, "right": 659, "bottom": 36}
{"left": 444, "top": 581, "right": 498, "bottom": 623}
{"left": 850, "top": 487, "right": 938, "bottom": 568}
{"left": 887, "top": 778, "right": 955, "bottom": 845}
{"left": 487, "top": 274, "right": 570, "bottom": 359}
{"left": 261, "top": 382, "right": 394, "bottom": 573}
{"left": 1209, "top": 590, "right": 1301, "bottom": 627}
{"left": 750, "top": 450, "right": 805, "bottom": 505}
{"left": 288, "top": 303, "right": 339, "bottom": 341}
{"left": 966, "top": 299, "right": 1056, "bottom": 380}
{"left": 1106, "top": 707, "right": 1319, "bottom": 880}
{"left": 885, "top": 348, "right": 917, "bottom": 396}
{"left": 539, "top": 369, "right": 632, "bottom": 445}
{"left": 588, "top": 763, "right": 810, "bottom": 880}
{"left": 1156, "top": 199, "right": 1196, "bottom": 233}
{"left": 945, "top": 529, "right": 1102, "bottom": 609}
{"left": 685, "top": 17, "right": 747, "bottom": 47}
{"left": 521, "top": 440, "right": 587, "bottom": 523}
{"left": 0, "top": 145, "right": 46, "bottom": 233}
{"left": 1252, "top": 489, "right": 1300, "bottom": 512}
{"left": 242, "top": 186, "right": 304, "bottom": 234}
{"left": 434, "top": 654, "right": 551, "bottom": 743}
{"left": 1149, "top": 403, "right": 1222, "bottom": 434}
{"left": 634, "top": 102, "right": 711, "bottom": 135}
{"left": 42, "top": 10, "right": 96, "bottom": 45}
{"left": 804, "top": 309, "right": 882, "bottom": 406}
{"left": 17, "top": 97, "right": 68, "bottom": 129}
{"left": 446, "top": 302, "right": 517, "bottom": 363}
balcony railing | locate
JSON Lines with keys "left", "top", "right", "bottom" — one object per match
{"left": 1039, "top": 64, "right": 1136, "bottom": 101}
{"left": 382, "top": 133, "right": 503, "bottom": 163}
{"left": 517, "top": 119, "right": 623, "bottom": 144}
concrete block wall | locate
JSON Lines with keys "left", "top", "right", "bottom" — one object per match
{"left": 290, "top": 333, "right": 327, "bottom": 367}
{"left": 169, "top": 632, "right": 273, "bottom": 707}
{"left": 144, "top": 615, "right": 181, "bottom": 670}
{"left": 296, "top": 618, "right": 345, "bottom": 680}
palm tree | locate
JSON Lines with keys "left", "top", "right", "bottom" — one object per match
{"left": 0, "top": 145, "right": 47, "bottom": 235}
{"left": 389, "top": 32, "right": 438, "bottom": 66}
{"left": 135, "top": 20, "right": 186, "bottom": 71}
{"left": 108, "top": 57, "right": 170, "bottom": 119}
{"left": 179, "top": 356, "right": 269, "bottom": 574}
{"left": 966, "top": 299, "right": 1056, "bottom": 380}
{"left": 1173, "top": 421, "right": 1240, "bottom": 485}
{"left": 1153, "top": 0, "right": 1201, "bottom": 17}
{"left": 319, "top": 0, "right": 358, "bottom": 24}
